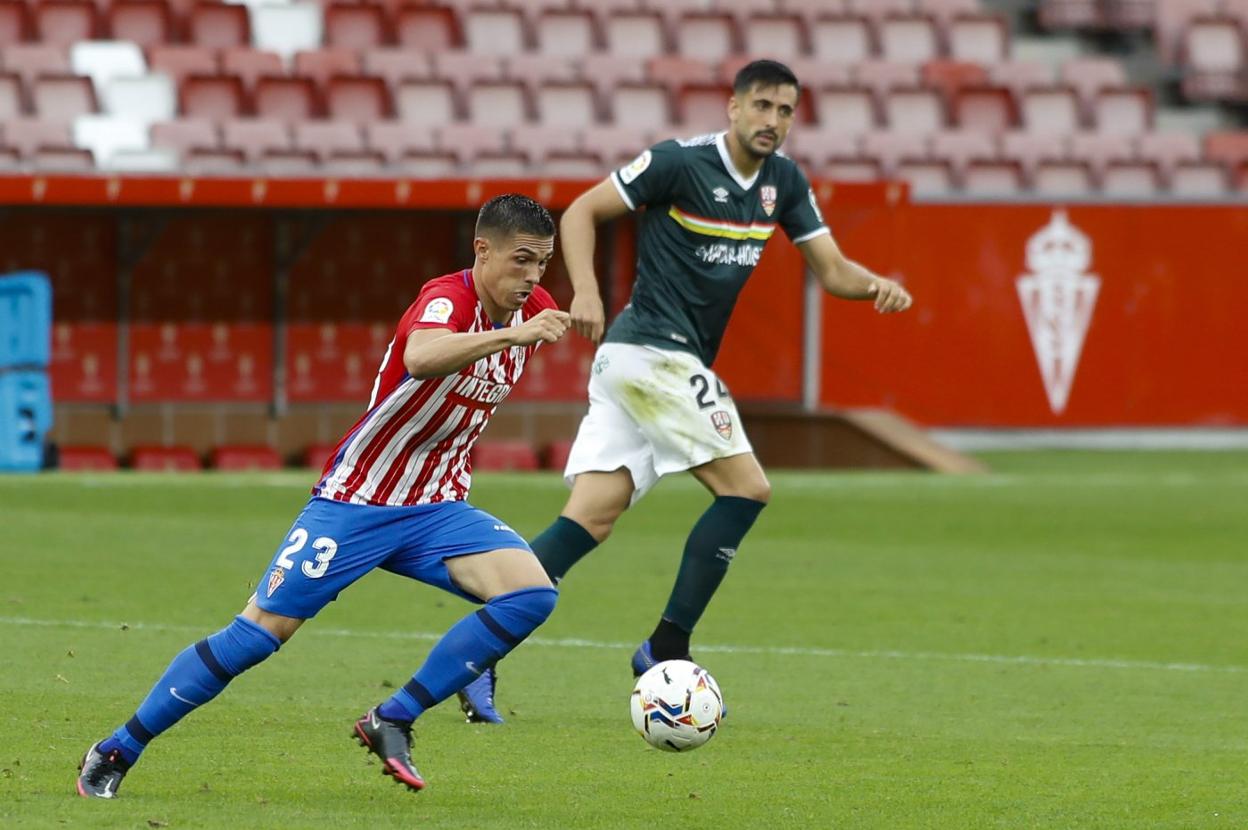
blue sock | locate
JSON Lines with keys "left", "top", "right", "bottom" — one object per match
{"left": 378, "top": 586, "right": 557, "bottom": 723}
{"left": 99, "top": 616, "right": 280, "bottom": 765}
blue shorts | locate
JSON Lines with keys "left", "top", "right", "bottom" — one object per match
{"left": 254, "top": 496, "right": 531, "bottom": 619}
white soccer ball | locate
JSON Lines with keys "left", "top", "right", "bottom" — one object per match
{"left": 629, "top": 659, "right": 723, "bottom": 752}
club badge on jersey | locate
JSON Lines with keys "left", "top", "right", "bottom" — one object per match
{"left": 760, "top": 186, "right": 777, "bottom": 217}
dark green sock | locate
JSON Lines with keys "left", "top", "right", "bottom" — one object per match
{"left": 531, "top": 516, "right": 599, "bottom": 583}
{"left": 658, "top": 496, "right": 766, "bottom": 649}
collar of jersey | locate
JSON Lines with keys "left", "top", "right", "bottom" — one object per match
{"left": 715, "top": 132, "right": 761, "bottom": 191}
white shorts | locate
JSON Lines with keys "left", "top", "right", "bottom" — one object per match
{"left": 564, "top": 343, "right": 753, "bottom": 502}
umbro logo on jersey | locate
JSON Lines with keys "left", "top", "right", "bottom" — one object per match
{"left": 712, "top": 187, "right": 729, "bottom": 203}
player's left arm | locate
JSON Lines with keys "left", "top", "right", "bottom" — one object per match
{"left": 797, "top": 233, "right": 912, "bottom": 314}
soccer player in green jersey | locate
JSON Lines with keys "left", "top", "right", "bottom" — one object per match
{"left": 458, "top": 60, "right": 912, "bottom": 722}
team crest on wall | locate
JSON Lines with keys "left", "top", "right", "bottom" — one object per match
{"left": 760, "top": 186, "right": 777, "bottom": 217}
{"left": 1016, "top": 210, "right": 1100, "bottom": 415}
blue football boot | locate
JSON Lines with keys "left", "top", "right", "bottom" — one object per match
{"left": 631, "top": 640, "right": 726, "bottom": 717}
{"left": 456, "top": 667, "right": 504, "bottom": 724}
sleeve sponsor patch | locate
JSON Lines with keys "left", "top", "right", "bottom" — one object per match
{"left": 419, "top": 297, "right": 454, "bottom": 324}
{"left": 618, "top": 149, "right": 653, "bottom": 185}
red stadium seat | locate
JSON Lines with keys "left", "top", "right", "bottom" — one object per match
{"left": 1020, "top": 85, "right": 1082, "bottom": 133}
{"left": 57, "top": 445, "right": 119, "bottom": 471}
{"left": 672, "top": 12, "right": 739, "bottom": 62}
{"left": 0, "top": 0, "right": 28, "bottom": 47}
{"left": 962, "top": 158, "right": 1025, "bottom": 193}
{"left": 947, "top": 13, "right": 1009, "bottom": 63}
{"left": 1169, "top": 160, "right": 1231, "bottom": 194}
{"left": 646, "top": 56, "right": 716, "bottom": 95}
{"left": 365, "top": 120, "right": 436, "bottom": 164}
{"left": 185, "top": 146, "right": 246, "bottom": 173}
{"left": 812, "top": 86, "right": 877, "bottom": 133}
{"left": 1092, "top": 87, "right": 1153, "bottom": 133}
{"left": 809, "top": 14, "right": 874, "bottom": 63}
{"left": 188, "top": 2, "right": 250, "bottom": 49}
{"left": 463, "top": 7, "right": 527, "bottom": 55}
{"left": 254, "top": 75, "right": 319, "bottom": 123}
{"left": 786, "top": 58, "right": 855, "bottom": 90}
{"left": 1031, "top": 159, "right": 1095, "bottom": 194}
{"left": 542, "top": 439, "right": 573, "bottom": 471}
{"left": 987, "top": 60, "right": 1055, "bottom": 99}
{"left": 740, "top": 13, "right": 805, "bottom": 57}
{"left": 855, "top": 59, "right": 921, "bottom": 98}
{"left": 149, "top": 46, "right": 218, "bottom": 87}
{"left": 398, "top": 149, "right": 458, "bottom": 176}
{"left": 466, "top": 80, "right": 530, "bottom": 127}
{"left": 33, "top": 0, "right": 99, "bottom": 47}
{"left": 436, "top": 122, "right": 506, "bottom": 166}
{"left": 0, "top": 72, "right": 20, "bottom": 120}
{"left": 471, "top": 150, "right": 529, "bottom": 176}
{"left": 223, "top": 118, "right": 290, "bottom": 163}
{"left": 1068, "top": 131, "right": 1135, "bottom": 177}
{"left": 5, "top": 118, "right": 72, "bottom": 158}
{"left": 534, "top": 81, "right": 598, "bottom": 127}
{"left": 261, "top": 147, "right": 318, "bottom": 174}
{"left": 1204, "top": 130, "right": 1248, "bottom": 170}
{"left": 32, "top": 145, "right": 94, "bottom": 170}
{"left": 783, "top": 129, "right": 861, "bottom": 170}
{"left": 472, "top": 441, "right": 539, "bottom": 471}
{"left": 1000, "top": 130, "right": 1066, "bottom": 178}
{"left": 1180, "top": 17, "right": 1247, "bottom": 101}
{"left": 862, "top": 130, "right": 929, "bottom": 177}
{"left": 294, "top": 120, "right": 364, "bottom": 161}
{"left": 395, "top": 79, "right": 458, "bottom": 124}
{"left": 211, "top": 444, "right": 281, "bottom": 471}
{"left": 1, "top": 45, "right": 69, "bottom": 87}
{"left": 929, "top": 129, "right": 997, "bottom": 179}
{"left": 605, "top": 82, "right": 671, "bottom": 129}
{"left": 294, "top": 48, "right": 362, "bottom": 91}
{"left": 131, "top": 445, "right": 202, "bottom": 472}
{"left": 394, "top": 4, "right": 460, "bottom": 50}
{"left": 181, "top": 74, "right": 247, "bottom": 120}
{"left": 533, "top": 9, "right": 598, "bottom": 56}
{"left": 880, "top": 86, "right": 946, "bottom": 132}
{"left": 580, "top": 54, "right": 648, "bottom": 100}
{"left": 150, "top": 118, "right": 219, "bottom": 155}
{"left": 819, "top": 154, "right": 883, "bottom": 182}
{"left": 921, "top": 59, "right": 989, "bottom": 105}
{"left": 1157, "top": 0, "right": 1217, "bottom": 65}
{"left": 325, "top": 75, "right": 392, "bottom": 123}
{"left": 432, "top": 51, "right": 505, "bottom": 96}
{"left": 579, "top": 124, "right": 651, "bottom": 167}
{"left": 363, "top": 49, "right": 430, "bottom": 90}
{"left": 506, "top": 54, "right": 579, "bottom": 96}
{"left": 1100, "top": 160, "right": 1161, "bottom": 195}
{"left": 677, "top": 83, "right": 732, "bottom": 131}
{"left": 31, "top": 74, "right": 97, "bottom": 121}
{"left": 107, "top": 0, "right": 172, "bottom": 48}
{"left": 879, "top": 14, "right": 940, "bottom": 63}
{"left": 324, "top": 1, "right": 389, "bottom": 50}
{"left": 898, "top": 157, "right": 955, "bottom": 194}
{"left": 603, "top": 11, "right": 666, "bottom": 58}
{"left": 1135, "top": 131, "right": 1201, "bottom": 178}
{"left": 1059, "top": 57, "right": 1127, "bottom": 115}
{"left": 221, "top": 48, "right": 284, "bottom": 94}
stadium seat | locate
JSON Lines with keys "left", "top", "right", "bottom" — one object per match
{"left": 737, "top": 12, "right": 804, "bottom": 56}
{"left": 962, "top": 158, "right": 1025, "bottom": 193}
{"left": 463, "top": 7, "right": 527, "bottom": 55}
{"left": 1204, "top": 131, "right": 1248, "bottom": 171}
{"left": 921, "top": 59, "right": 989, "bottom": 104}
{"left": 677, "top": 84, "right": 732, "bottom": 131}
{"left": 5, "top": 118, "right": 72, "bottom": 158}
{"left": 211, "top": 444, "right": 281, "bottom": 470}
{"left": 180, "top": 73, "right": 247, "bottom": 120}
{"left": 150, "top": 118, "right": 220, "bottom": 156}
{"left": 579, "top": 123, "right": 651, "bottom": 168}
{"left": 294, "top": 120, "right": 364, "bottom": 161}
{"left": 294, "top": 48, "right": 361, "bottom": 91}
{"left": 466, "top": 80, "right": 530, "bottom": 127}
{"left": 928, "top": 129, "right": 997, "bottom": 179}
{"left": 1059, "top": 57, "right": 1128, "bottom": 116}
{"left": 819, "top": 154, "right": 883, "bottom": 182}
{"left": 1038, "top": 0, "right": 1102, "bottom": 29}
{"left": 131, "top": 445, "right": 202, "bottom": 471}
{"left": 542, "top": 438, "right": 572, "bottom": 471}
{"left": 947, "top": 13, "right": 1009, "bottom": 63}
{"left": 106, "top": 0, "right": 171, "bottom": 48}
{"left": 1031, "top": 159, "right": 1095, "bottom": 194}
{"left": 222, "top": 118, "right": 290, "bottom": 163}
{"left": 540, "top": 151, "right": 602, "bottom": 177}
{"left": 31, "top": 74, "right": 98, "bottom": 121}
{"left": 149, "top": 46, "right": 218, "bottom": 87}
{"left": 221, "top": 49, "right": 283, "bottom": 95}
{"left": 432, "top": 51, "right": 505, "bottom": 97}
{"left": 325, "top": 75, "right": 391, "bottom": 123}
{"left": 1168, "top": 160, "right": 1230, "bottom": 194}
{"left": 898, "top": 157, "right": 956, "bottom": 194}
{"left": 398, "top": 149, "right": 458, "bottom": 176}
{"left": 1179, "top": 16, "right": 1246, "bottom": 101}
{"left": 324, "top": 1, "right": 389, "bottom": 50}
{"left": 862, "top": 131, "right": 928, "bottom": 177}
{"left": 783, "top": 128, "right": 861, "bottom": 170}
{"left": 188, "top": 2, "right": 250, "bottom": 49}
{"left": 1135, "top": 130, "right": 1201, "bottom": 178}
{"left": 0, "top": 146, "right": 20, "bottom": 169}
{"left": 672, "top": 12, "right": 739, "bottom": 62}
{"left": 853, "top": 60, "right": 920, "bottom": 98}
{"left": 786, "top": 58, "right": 855, "bottom": 90}
{"left": 57, "top": 445, "right": 119, "bottom": 471}
{"left": 1157, "top": 0, "right": 1218, "bottom": 65}
{"left": 365, "top": 120, "right": 436, "bottom": 164}
{"left": 533, "top": 8, "right": 597, "bottom": 56}
{"left": 534, "top": 81, "right": 598, "bottom": 127}
{"left": 580, "top": 54, "right": 648, "bottom": 100}
{"left": 879, "top": 14, "right": 941, "bottom": 63}
{"left": 363, "top": 49, "right": 430, "bottom": 90}
{"left": 261, "top": 147, "right": 318, "bottom": 174}
{"left": 812, "top": 86, "right": 877, "bottom": 133}
{"left": 1100, "top": 160, "right": 1161, "bottom": 195}
{"left": 809, "top": 14, "right": 874, "bottom": 63}
{"left": 472, "top": 440, "right": 539, "bottom": 471}
{"left": 0, "top": 73, "right": 20, "bottom": 120}
{"left": 33, "top": 0, "right": 100, "bottom": 47}
{"left": 603, "top": 11, "right": 666, "bottom": 58}
{"left": 1068, "top": 131, "right": 1135, "bottom": 178}
{"left": 394, "top": 4, "right": 461, "bottom": 50}
{"left": 506, "top": 54, "right": 579, "bottom": 96}
{"left": 0, "top": 45, "right": 70, "bottom": 87}
{"left": 1020, "top": 85, "right": 1082, "bottom": 133}
{"left": 185, "top": 146, "right": 247, "bottom": 173}
{"left": 101, "top": 74, "right": 177, "bottom": 125}
{"left": 988, "top": 60, "right": 1054, "bottom": 99}
{"left": 952, "top": 85, "right": 1017, "bottom": 132}
{"left": 1000, "top": 130, "right": 1066, "bottom": 178}
{"left": 254, "top": 75, "right": 319, "bottom": 123}
{"left": 436, "top": 122, "right": 506, "bottom": 166}
{"left": 1093, "top": 87, "right": 1152, "bottom": 133}
{"left": 605, "top": 82, "right": 670, "bottom": 129}
{"left": 32, "top": 145, "right": 94, "bottom": 170}
{"left": 0, "top": 0, "right": 27, "bottom": 47}
{"left": 510, "top": 123, "right": 581, "bottom": 166}
{"left": 395, "top": 79, "right": 457, "bottom": 124}
{"left": 881, "top": 86, "right": 945, "bottom": 132}
{"left": 647, "top": 56, "right": 716, "bottom": 96}
{"left": 252, "top": 3, "right": 323, "bottom": 64}
{"left": 918, "top": 0, "right": 981, "bottom": 26}
{"left": 470, "top": 150, "right": 529, "bottom": 176}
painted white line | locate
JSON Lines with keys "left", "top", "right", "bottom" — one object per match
{"left": 1, "top": 616, "right": 1242, "bottom": 676}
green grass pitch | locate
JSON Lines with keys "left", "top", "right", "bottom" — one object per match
{"left": 2, "top": 451, "right": 1246, "bottom": 829}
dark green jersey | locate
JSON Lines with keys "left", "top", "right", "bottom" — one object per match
{"left": 603, "top": 131, "right": 829, "bottom": 366}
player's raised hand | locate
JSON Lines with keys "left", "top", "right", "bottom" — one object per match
{"left": 868, "top": 278, "right": 912, "bottom": 313}
{"left": 569, "top": 292, "right": 605, "bottom": 343}
{"left": 514, "top": 309, "right": 571, "bottom": 346}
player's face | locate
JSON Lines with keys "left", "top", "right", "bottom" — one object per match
{"left": 476, "top": 232, "right": 555, "bottom": 312}
{"left": 729, "top": 83, "right": 798, "bottom": 159}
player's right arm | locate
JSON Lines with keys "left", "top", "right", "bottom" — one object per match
{"left": 559, "top": 178, "right": 631, "bottom": 343}
{"left": 403, "top": 310, "right": 571, "bottom": 379}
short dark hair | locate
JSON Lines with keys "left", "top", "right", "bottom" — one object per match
{"left": 475, "top": 193, "right": 555, "bottom": 240}
{"left": 732, "top": 59, "right": 801, "bottom": 97}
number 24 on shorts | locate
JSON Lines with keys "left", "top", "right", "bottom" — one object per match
{"left": 688, "top": 373, "right": 729, "bottom": 411}
{"left": 276, "top": 527, "right": 339, "bottom": 579}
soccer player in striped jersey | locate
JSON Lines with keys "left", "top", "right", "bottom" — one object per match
{"left": 76, "top": 194, "right": 571, "bottom": 798}
{"left": 457, "top": 60, "right": 912, "bottom": 722}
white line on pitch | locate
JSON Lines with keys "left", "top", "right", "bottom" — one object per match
{"left": 1, "top": 615, "right": 1242, "bottom": 676}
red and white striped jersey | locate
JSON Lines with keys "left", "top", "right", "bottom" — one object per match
{"left": 314, "top": 269, "right": 557, "bottom": 506}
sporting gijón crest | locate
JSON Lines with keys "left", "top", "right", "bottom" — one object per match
{"left": 760, "top": 185, "right": 777, "bottom": 217}
{"left": 710, "top": 410, "right": 732, "bottom": 440}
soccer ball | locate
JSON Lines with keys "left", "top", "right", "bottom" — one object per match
{"left": 629, "top": 659, "right": 723, "bottom": 752}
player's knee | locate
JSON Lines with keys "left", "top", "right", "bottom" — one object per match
{"left": 722, "top": 479, "right": 771, "bottom": 505}
{"left": 488, "top": 585, "right": 558, "bottom": 631}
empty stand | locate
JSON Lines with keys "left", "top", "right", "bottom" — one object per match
{"left": 211, "top": 444, "right": 281, "bottom": 470}
{"left": 132, "top": 445, "right": 202, "bottom": 471}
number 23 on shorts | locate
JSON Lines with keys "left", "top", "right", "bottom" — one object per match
{"left": 276, "top": 527, "right": 339, "bottom": 579}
